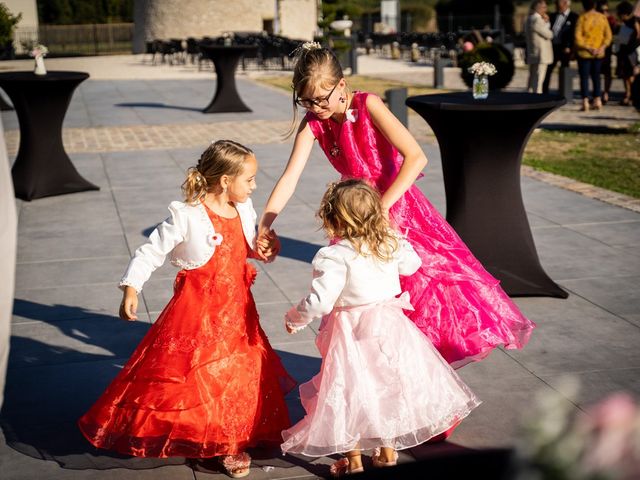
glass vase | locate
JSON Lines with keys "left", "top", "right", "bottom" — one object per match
{"left": 472, "top": 74, "right": 489, "bottom": 100}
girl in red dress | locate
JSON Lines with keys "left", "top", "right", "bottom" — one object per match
{"left": 78, "top": 140, "right": 294, "bottom": 478}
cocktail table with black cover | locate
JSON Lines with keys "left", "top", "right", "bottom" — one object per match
{"left": 406, "top": 91, "right": 567, "bottom": 298}
{"left": 199, "top": 44, "right": 259, "bottom": 113}
{"left": 0, "top": 71, "right": 98, "bottom": 201}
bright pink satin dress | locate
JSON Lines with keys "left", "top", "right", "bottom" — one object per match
{"left": 306, "top": 91, "right": 536, "bottom": 368}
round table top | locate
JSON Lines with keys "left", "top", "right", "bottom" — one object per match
{"left": 0, "top": 71, "right": 90, "bottom": 84}
{"left": 406, "top": 91, "right": 566, "bottom": 111}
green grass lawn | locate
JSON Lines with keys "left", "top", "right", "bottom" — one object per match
{"left": 255, "top": 74, "right": 444, "bottom": 99}
{"left": 524, "top": 124, "right": 640, "bottom": 198}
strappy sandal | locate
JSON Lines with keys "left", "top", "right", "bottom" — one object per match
{"left": 371, "top": 448, "right": 398, "bottom": 468}
{"left": 329, "top": 457, "right": 364, "bottom": 477}
{"left": 219, "top": 452, "right": 251, "bottom": 478}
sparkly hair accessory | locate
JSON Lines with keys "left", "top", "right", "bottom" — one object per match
{"left": 302, "top": 41, "right": 322, "bottom": 51}
{"left": 291, "top": 41, "right": 323, "bottom": 59}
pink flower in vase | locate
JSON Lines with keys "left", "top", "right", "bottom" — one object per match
{"left": 29, "top": 44, "right": 49, "bottom": 58}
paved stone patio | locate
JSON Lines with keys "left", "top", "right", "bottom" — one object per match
{"left": 1, "top": 54, "right": 639, "bottom": 479}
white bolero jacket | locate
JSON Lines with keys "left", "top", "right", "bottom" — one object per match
{"left": 119, "top": 199, "right": 257, "bottom": 293}
{"left": 285, "top": 237, "right": 422, "bottom": 332}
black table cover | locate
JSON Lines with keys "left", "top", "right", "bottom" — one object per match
{"left": 0, "top": 92, "right": 12, "bottom": 111}
{"left": 0, "top": 71, "right": 99, "bottom": 201}
{"left": 406, "top": 91, "right": 568, "bottom": 298}
{"left": 200, "top": 45, "right": 258, "bottom": 113}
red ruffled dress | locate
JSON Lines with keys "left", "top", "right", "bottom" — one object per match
{"left": 78, "top": 206, "right": 295, "bottom": 458}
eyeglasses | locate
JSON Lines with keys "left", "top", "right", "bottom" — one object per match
{"left": 295, "top": 83, "right": 338, "bottom": 109}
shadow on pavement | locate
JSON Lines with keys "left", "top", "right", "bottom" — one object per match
{"left": 115, "top": 102, "right": 202, "bottom": 112}
{"left": 278, "top": 236, "right": 323, "bottom": 264}
{"left": 539, "top": 123, "right": 631, "bottom": 134}
{"left": 1, "top": 300, "right": 320, "bottom": 475}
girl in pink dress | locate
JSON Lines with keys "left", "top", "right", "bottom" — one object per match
{"left": 257, "top": 43, "right": 535, "bottom": 372}
{"left": 280, "top": 180, "right": 480, "bottom": 476}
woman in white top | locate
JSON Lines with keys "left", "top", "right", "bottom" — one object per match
{"left": 281, "top": 179, "right": 480, "bottom": 476}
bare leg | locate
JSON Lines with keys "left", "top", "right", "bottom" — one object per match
{"left": 345, "top": 449, "right": 363, "bottom": 471}
{"left": 622, "top": 78, "right": 633, "bottom": 104}
{"left": 372, "top": 446, "right": 399, "bottom": 467}
{"left": 330, "top": 446, "right": 364, "bottom": 476}
{"left": 378, "top": 447, "right": 396, "bottom": 463}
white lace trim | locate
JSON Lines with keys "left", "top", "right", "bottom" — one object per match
{"left": 119, "top": 280, "right": 141, "bottom": 294}
{"left": 169, "top": 202, "right": 216, "bottom": 270}
{"left": 285, "top": 308, "right": 308, "bottom": 333}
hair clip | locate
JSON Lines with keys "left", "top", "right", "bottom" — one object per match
{"left": 291, "top": 41, "right": 323, "bottom": 59}
{"left": 302, "top": 41, "right": 322, "bottom": 51}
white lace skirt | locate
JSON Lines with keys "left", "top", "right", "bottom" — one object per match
{"left": 281, "top": 293, "right": 481, "bottom": 457}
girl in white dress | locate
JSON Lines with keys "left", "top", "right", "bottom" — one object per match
{"left": 281, "top": 179, "right": 481, "bottom": 476}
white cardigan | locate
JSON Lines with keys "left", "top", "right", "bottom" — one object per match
{"left": 120, "top": 199, "right": 257, "bottom": 293}
{"left": 285, "top": 238, "right": 422, "bottom": 332}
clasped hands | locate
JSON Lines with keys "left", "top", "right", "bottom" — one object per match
{"left": 255, "top": 228, "right": 281, "bottom": 263}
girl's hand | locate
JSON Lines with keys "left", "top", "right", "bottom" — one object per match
{"left": 265, "top": 229, "right": 281, "bottom": 262}
{"left": 119, "top": 286, "right": 139, "bottom": 321}
{"left": 256, "top": 229, "right": 281, "bottom": 263}
{"left": 255, "top": 227, "right": 271, "bottom": 261}
{"left": 286, "top": 323, "right": 297, "bottom": 334}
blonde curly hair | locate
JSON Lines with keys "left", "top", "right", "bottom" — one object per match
{"left": 318, "top": 179, "right": 398, "bottom": 261}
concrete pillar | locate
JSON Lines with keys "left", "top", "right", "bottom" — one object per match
{"left": 385, "top": 87, "right": 407, "bottom": 127}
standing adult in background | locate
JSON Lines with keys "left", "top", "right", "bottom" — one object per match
{"left": 543, "top": 0, "right": 579, "bottom": 94}
{"left": 596, "top": 0, "right": 617, "bottom": 104}
{"left": 614, "top": 1, "right": 640, "bottom": 105}
{"left": 525, "top": 0, "right": 554, "bottom": 93}
{"left": 574, "top": 0, "right": 613, "bottom": 111}
{"left": 632, "top": 1, "right": 640, "bottom": 110}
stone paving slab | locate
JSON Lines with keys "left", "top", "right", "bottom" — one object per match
{"left": 2, "top": 54, "right": 639, "bottom": 479}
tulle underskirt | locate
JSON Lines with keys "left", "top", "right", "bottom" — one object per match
{"left": 281, "top": 294, "right": 481, "bottom": 456}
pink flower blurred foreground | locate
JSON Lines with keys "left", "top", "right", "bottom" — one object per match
{"left": 517, "top": 383, "right": 640, "bottom": 480}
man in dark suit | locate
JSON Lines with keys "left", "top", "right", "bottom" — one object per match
{"left": 542, "top": 0, "right": 579, "bottom": 93}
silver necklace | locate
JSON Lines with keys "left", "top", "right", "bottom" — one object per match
{"left": 329, "top": 95, "right": 349, "bottom": 157}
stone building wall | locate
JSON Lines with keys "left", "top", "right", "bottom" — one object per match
{"left": 279, "top": 0, "right": 317, "bottom": 40}
{"left": 5, "top": 0, "right": 39, "bottom": 53}
{"left": 133, "top": 0, "right": 316, "bottom": 52}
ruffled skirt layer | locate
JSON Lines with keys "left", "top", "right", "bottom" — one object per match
{"left": 281, "top": 294, "right": 480, "bottom": 456}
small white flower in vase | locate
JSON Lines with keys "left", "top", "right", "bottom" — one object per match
{"left": 468, "top": 62, "right": 497, "bottom": 100}
{"left": 29, "top": 44, "right": 49, "bottom": 76}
